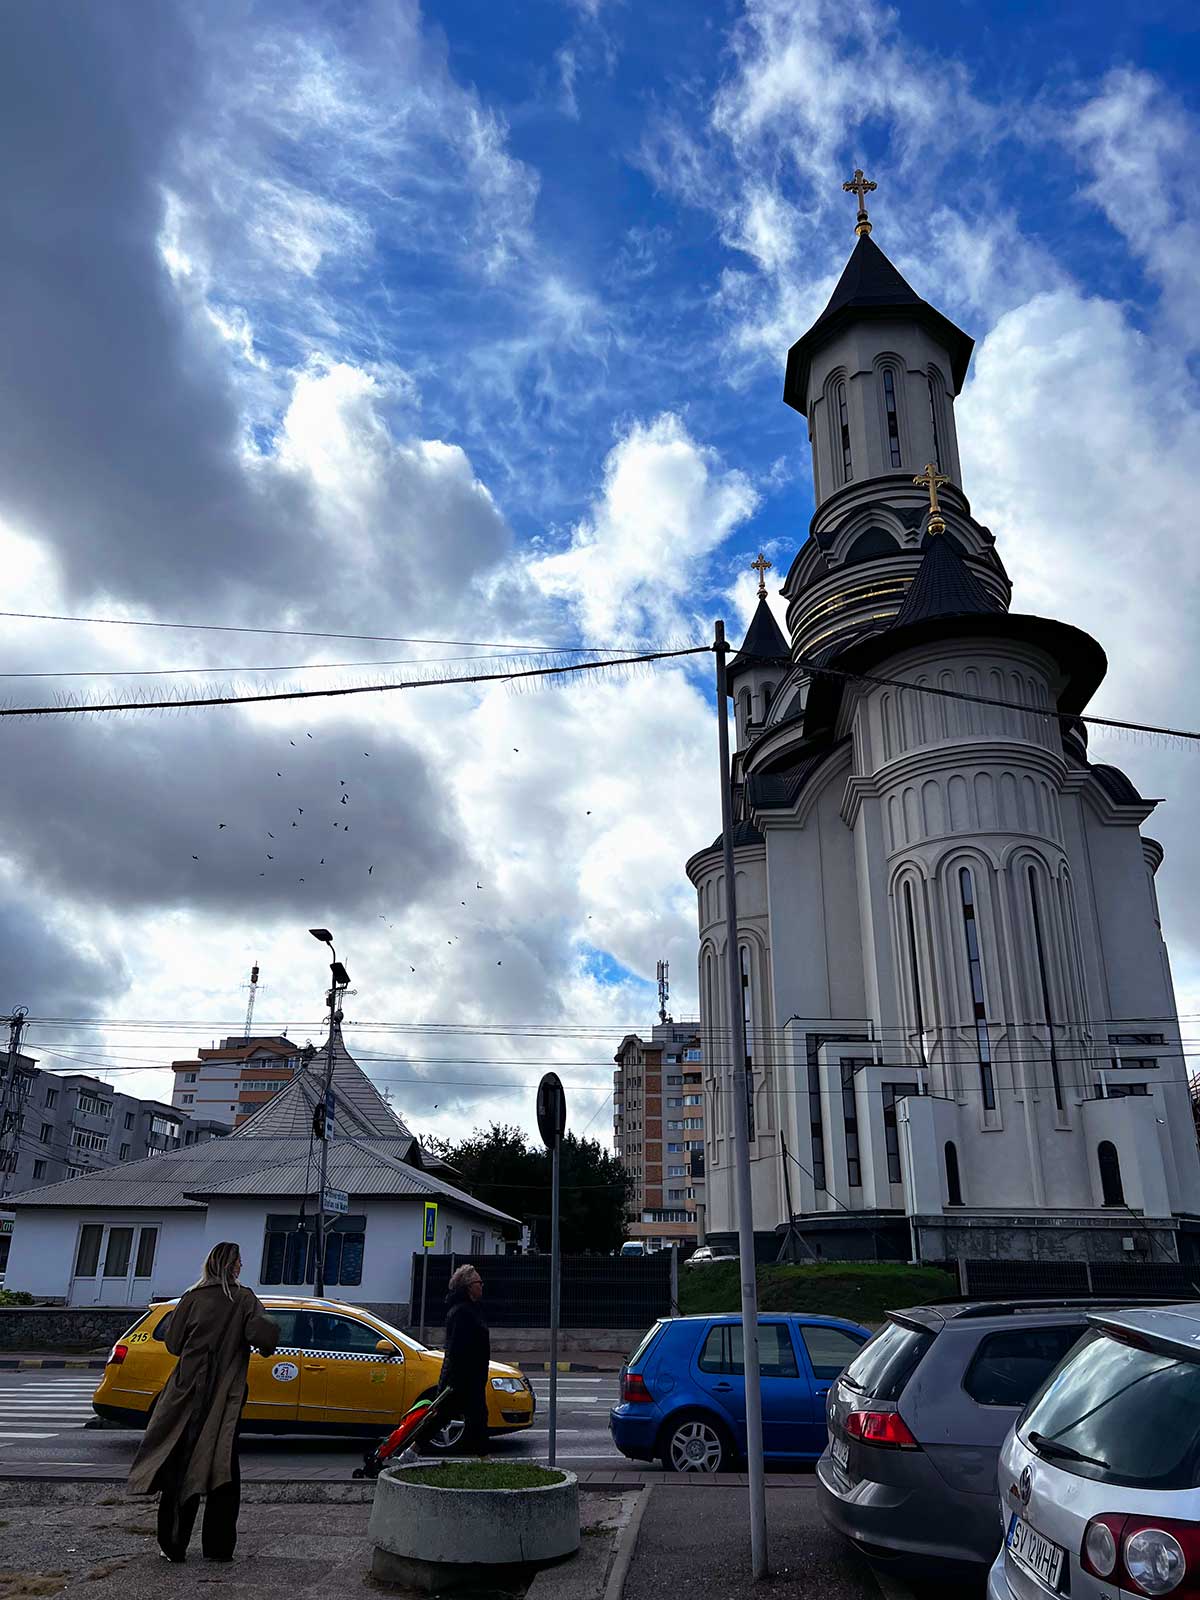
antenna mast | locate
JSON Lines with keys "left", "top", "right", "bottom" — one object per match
{"left": 656, "top": 959, "right": 671, "bottom": 1026}
{"left": 243, "top": 964, "right": 261, "bottom": 1041}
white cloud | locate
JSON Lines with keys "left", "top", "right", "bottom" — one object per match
{"left": 527, "top": 413, "right": 758, "bottom": 640}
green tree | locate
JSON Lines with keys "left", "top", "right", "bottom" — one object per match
{"left": 427, "top": 1123, "right": 631, "bottom": 1254}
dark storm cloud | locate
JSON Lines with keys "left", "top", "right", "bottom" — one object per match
{"left": 0, "top": 888, "right": 130, "bottom": 1016}
{"left": 0, "top": 711, "right": 461, "bottom": 915}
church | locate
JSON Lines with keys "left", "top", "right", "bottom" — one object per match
{"left": 687, "top": 175, "right": 1200, "bottom": 1267}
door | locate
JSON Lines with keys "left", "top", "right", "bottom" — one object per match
{"left": 794, "top": 1322, "right": 870, "bottom": 1454}
{"left": 296, "top": 1309, "right": 408, "bottom": 1430}
{"left": 70, "top": 1222, "right": 152, "bottom": 1305}
{"left": 692, "top": 1319, "right": 817, "bottom": 1457}
{"left": 244, "top": 1309, "right": 302, "bottom": 1430}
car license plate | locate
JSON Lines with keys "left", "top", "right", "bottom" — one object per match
{"left": 1007, "top": 1513, "right": 1064, "bottom": 1589}
{"left": 831, "top": 1434, "right": 850, "bottom": 1473}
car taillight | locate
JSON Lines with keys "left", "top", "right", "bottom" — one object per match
{"left": 843, "top": 1409, "right": 919, "bottom": 1449}
{"left": 1081, "top": 1515, "right": 1200, "bottom": 1596}
{"left": 108, "top": 1343, "right": 128, "bottom": 1365}
{"left": 621, "top": 1372, "right": 653, "bottom": 1403}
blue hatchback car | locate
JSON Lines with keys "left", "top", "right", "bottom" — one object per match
{"left": 610, "top": 1313, "right": 871, "bottom": 1472}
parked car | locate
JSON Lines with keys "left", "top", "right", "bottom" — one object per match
{"left": 988, "top": 1302, "right": 1200, "bottom": 1600}
{"left": 92, "top": 1295, "right": 535, "bottom": 1450}
{"left": 619, "top": 1241, "right": 647, "bottom": 1256}
{"left": 817, "top": 1300, "right": 1120, "bottom": 1580}
{"left": 686, "top": 1245, "right": 739, "bottom": 1270}
{"left": 610, "top": 1312, "right": 870, "bottom": 1472}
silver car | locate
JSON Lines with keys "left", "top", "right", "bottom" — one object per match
{"left": 989, "top": 1303, "right": 1200, "bottom": 1599}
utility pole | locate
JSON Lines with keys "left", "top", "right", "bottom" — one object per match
{"left": 308, "top": 931, "right": 349, "bottom": 1298}
{"left": 714, "top": 621, "right": 768, "bottom": 1579}
{"left": 0, "top": 1010, "right": 29, "bottom": 1201}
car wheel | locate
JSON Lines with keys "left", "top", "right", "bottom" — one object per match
{"left": 661, "top": 1414, "right": 731, "bottom": 1473}
{"left": 420, "top": 1415, "right": 467, "bottom": 1455}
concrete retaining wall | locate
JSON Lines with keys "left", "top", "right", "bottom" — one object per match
{"left": 0, "top": 1305, "right": 146, "bottom": 1352}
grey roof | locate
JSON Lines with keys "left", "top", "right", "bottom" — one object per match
{"left": 729, "top": 598, "right": 789, "bottom": 681}
{"left": 1091, "top": 763, "right": 1145, "bottom": 806}
{"left": 234, "top": 1020, "right": 410, "bottom": 1141}
{"left": 706, "top": 820, "right": 765, "bottom": 852}
{"left": 888, "top": 532, "right": 1004, "bottom": 631}
{"left": 784, "top": 234, "right": 974, "bottom": 415}
{"left": 747, "top": 739, "right": 847, "bottom": 810}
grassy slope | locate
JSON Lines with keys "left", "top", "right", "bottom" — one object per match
{"left": 678, "top": 1261, "right": 957, "bottom": 1323}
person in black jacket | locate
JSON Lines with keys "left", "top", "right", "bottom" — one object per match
{"left": 439, "top": 1262, "right": 490, "bottom": 1455}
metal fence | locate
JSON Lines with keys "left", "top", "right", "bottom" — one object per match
{"left": 410, "top": 1252, "right": 674, "bottom": 1329}
{"left": 961, "top": 1257, "right": 1200, "bottom": 1301}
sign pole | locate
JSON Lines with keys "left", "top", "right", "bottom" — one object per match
{"left": 419, "top": 1249, "right": 429, "bottom": 1346}
{"left": 549, "top": 1129, "right": 561, "bottom": 1466}
{"left": 419, "top": 1200, "right": 437, "bottom": 1344}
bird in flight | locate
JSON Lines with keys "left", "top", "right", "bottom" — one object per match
{"left": 277, "top": 772, "right": 282, "bottom": 777}
{"left": 307, "top": 732, "right": 313, "bottom": 739}
{"left": 341, "top": 795, "right": 348, "bottom": 805}
{"left": 368, "top": 865, "right": 374, "bottom": 875}
{"left": 192, "top": 854, "right": 199, "bottom": 861}
{"left": 267, "top": 854, "right": 274, "bottom": 860}
{"left": 218, "top": 822, "right": 227, "bottom": 829}
{"left": 289, "top": 740, "right": 295, "bottom": 747}
{"left": 291, "top": 821, "right": 298, "bottom": 828}
{"left": 268, "top": 832, "right": 274, "bottom": 839}
{"left": 298, "top": 807, "right": 303, "bottom": 815}
{"left": 320, "top": 858, "right": 325, "bottom": 865}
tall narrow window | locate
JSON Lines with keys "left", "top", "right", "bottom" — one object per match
{"left": 1028, "top": 868, "right": 1064, "bottom": 1111}
{"left": 740, "top": 944, "right": 755, "bottom": 1141}
{"left": 958, "top": 868, "right": 997, "bottom": 1110}
{"left": 883, "top": 368, "right": 902, "bottom": 468}
{"left": 841, "top": 1062, "right": 861, "bottom": 1186}
{"left": 927, "top": 375, "right": 942, "bottom": 469}
{"left": 882, "top": 1084, "right": 918, "bottom": 1184}
{"left": 1098, "top": 1141, "right": 1125, "bottom": 1207}
{"left": 838, "top": 382, "right": 852, "bottom": 482}
{"left": 807, "top": 1042, "right": 826, "bottom": 1193}
{"left": 903, "top": 881, "right": 927, "bottom": 1065}
{"left": 945, "top": 1141, "right": 964, "bottom": 1206}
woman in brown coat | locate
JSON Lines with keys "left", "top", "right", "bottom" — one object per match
{"left": 128, "top": 1241, "right": 279, "bottom": 1563}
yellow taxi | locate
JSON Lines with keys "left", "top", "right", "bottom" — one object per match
{"left": 92, "top": 1295, "right": 535, "bottom": 1449}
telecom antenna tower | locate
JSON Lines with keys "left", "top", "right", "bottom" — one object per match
{"left": 656, "top": 960, "right": 671, "bottom": 1025}
{"left": 243, "top": 964, "right": 263, "bottom": 1041}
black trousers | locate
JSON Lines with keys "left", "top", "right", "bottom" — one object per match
{"left": 157, "top": 1432, "right": 241, "bottom": 1562}
{"left": 447, "top": 1383, "right": 490, "bottom": 1455}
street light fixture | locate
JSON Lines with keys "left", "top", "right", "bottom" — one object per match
{"left": 308, "top": 928, "right": 350, "bottom": 1296}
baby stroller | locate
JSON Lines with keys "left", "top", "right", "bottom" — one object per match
{"left": 353, "top": 1388, "right": 454, "bottom": 1479}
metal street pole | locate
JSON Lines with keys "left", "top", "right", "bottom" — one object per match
{"left": 715, "top": 620, "right": 768, "bottom": 1579}
{"left": 418, "top": 1248, "right": 430, "bottom": 1345}
{"left": 548, "top": 1130, "right": 561, "bottom": 1466}
{"left": 314, "top": 976, "right": 337, "bottom": 1297}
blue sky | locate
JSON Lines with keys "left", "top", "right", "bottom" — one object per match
{"left": 0, "top": 0, "right": 1198, "bottom": 1138}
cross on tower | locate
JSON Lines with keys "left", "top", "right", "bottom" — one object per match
{"left": 842, "top": 168, "right": 877, "bottom": 236}
{"left": 750, "top": 551, "right": 773, "bottom": 598}
{"left": 913, "top": 462, "right": 952, "bottom": 534}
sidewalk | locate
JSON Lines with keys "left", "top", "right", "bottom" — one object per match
{"left": 621, "top": 1483, "right": 883, "bottom": 1600}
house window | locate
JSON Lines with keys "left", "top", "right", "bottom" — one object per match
{"left": 183, "top": 1072, "right": 197, "bottom": 1084}
{"left": 182, "top": 1094, "right": 194, "bottom": 1106}
{"left": 74, "top": 1224, "right": 104, "bottom": 1277}
{"left": 45, "top": 1087, "right": 58, "bottom": 1110}
{"left": 841, "top": 1063, "right": 861, "bottom": 1187}
{"left": 881, "top": 1084, "right": 917, "bottom": 1185}
{"left": 66, "top": 1164, "right": 87, "bottom": 1179}
{"left": 135, "top": 1228, "right": 158, "bottom": 1278}
{"left": 120, "top": 1144, "right": 131, "bottom": 1161}
{"left": 72, "top": 1129, "right": 109, "bottom": 1153}
{"left": 683, "top": 1118, "right": 703, "bottom": 1130}
{"left": 103, "top": 1228, "right": 134, "bottom": 1278}
{"left": 1028, "top": 869, "right": 1064, "bottom": 1111}
{"left": 667, "top": 1097, "right": 683, "bottom": 1109}
{"left": 76, "top": 1094, "right": 111, "bottom": 1119}
{"left": 1100, "top": 1082, "right": 1149, "bottom": 1099}
{"left": 903, "top": 881, "right": 927, "bottom": 1065}
{"left": 1098, "top": 1141, "right": 1125, "bottom": 1207}
{"left": 958, "top": 868, "right": 997, "bottom": 1110}
{"left": 684, "top": 1049, "right": 702, "bottom": 1062}
{"left": 444, "top": 1225, "right": 453, "bottom": 1256}
{"left": 260, "top": 1214, "right": 365, "bottom": 1288}
{"left": 882, "top": 368, "right": 902, "bottom": 467}
{"left": 683, "top": 1094, "right": 702, "bottom": 1106}
{"left": 667, "top": 1075, "right": 683, "bottom": 1087}
{"left": 667, "top": 1188, "right": 684, "bottom": 1201}
{"left": 928, "top": 374, "right": 942, "bottom": 468}
{"left": 668, "top": 1166, "right": 686, "bottom": 1178}
{"left": 40, "top": 1123, "right": 52, "bottom": 1144}
{"left": 33, "top": 1159, "right": 46, "bottom": 1180}
{"left": 837, "top": 381, "right": 852, "bottom": 482}
{"left": 471, "top": 1231, "right": 485, "bottom": 1256}
{"left": 124, "top": 1112, "right": 135, "bottom": 1131}
{"left": 945, "top": 1141, "right": 964, "bottom": 1207}
{"left": 667, "top": 1143, "right": 683, "bottom": 1153}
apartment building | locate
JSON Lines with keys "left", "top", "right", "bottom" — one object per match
{"left": 613, "top": 1020, "right": 706, "bottom": 1252}
{"left": 170, "top": 1036, "right": 303, "bottom": 1127}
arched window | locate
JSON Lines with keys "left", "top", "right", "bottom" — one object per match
{"left": 958, "top": 867, "right": 997, "bottom": 1110}
{"left": 1098, "top": 1141, "right": 1125, "bottom": 1207}
{"left": 945, "top": 1141, "right": 963, "bottom": 1207}
{"left": 762, "top": 682, "right": 775, "bottom": 718}
{"left": 882, "top": 368, "right": 902, "bottom": 468}
{"left": 737, "top": 688, "right": 750, "bottom": 734}
{"left": 837, "top": 381, "right": 852, "bottom": 482}
{"left": 1028, "top": 867, "right": 1064, "bottom": 1111}
{"left": 927, "top": 374, "right": 943, "bottom": 469}
{"left": 903, "top": 881, "right": 927, "bottom": 1065}
{"left": 844, "top": 527, "right": 899, "bottom": 565}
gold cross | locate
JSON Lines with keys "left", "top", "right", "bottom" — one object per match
{"left": 750, "top": 552, "right": 773, "bottom": 599}
{"left": 913, "top": 462, "right": 952, "bottom": 534}
{"left": 842, "top": 168, "right": 877, "bottom": 236}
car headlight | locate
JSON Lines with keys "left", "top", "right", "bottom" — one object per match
{"left": 490, "top": 1377, "right": 525, "bottom": 1392}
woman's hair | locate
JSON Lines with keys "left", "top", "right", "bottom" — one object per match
{"left": 448, "top": 1263, "right": 479, "bottom": 1295}
{"left": 192, "top": 1241, "right": 242, "bottom": 1299}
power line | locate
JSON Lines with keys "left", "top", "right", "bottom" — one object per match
{"left": 0, "top": 644, "right": 709, "bottom": 717}
{"left": 0, "top": 649, "right": 612, "bottom": 680}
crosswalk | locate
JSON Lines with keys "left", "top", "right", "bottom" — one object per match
{"left": 0, "top": 1375, "right": 98, "bottom": 1443}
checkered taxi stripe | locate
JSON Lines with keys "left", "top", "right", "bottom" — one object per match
{"left": 272, "top": 1347, "right": 399, "bottom": 1361}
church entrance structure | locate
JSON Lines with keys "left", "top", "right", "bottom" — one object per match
{"left": 687, "top": 175, "right": 1200, "bottom": 1267}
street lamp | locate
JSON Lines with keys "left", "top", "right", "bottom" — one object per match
{"left": 308, "top": 928, "right": 350, "bottom": 1296}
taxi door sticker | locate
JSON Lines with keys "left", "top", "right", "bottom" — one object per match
{"left": 272, "top": 1361, "right": 299, "bottom": 1382}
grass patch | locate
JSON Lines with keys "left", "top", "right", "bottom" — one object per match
{"left": 395, "top": 1462, "right": 564, "bottom": 1491}
{"left": 678, "top": 1261, "right": 957, "bottom": 1323}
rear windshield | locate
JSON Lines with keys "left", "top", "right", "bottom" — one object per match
{"left": 842, "top": 1319, "right": 934, "bottom": 1402}
{"left": 628, "top": 1323, "right": 664, "bottom": 1370}
{"left": 1020, "top": 1328, "right": 1200, "bottom": 1490}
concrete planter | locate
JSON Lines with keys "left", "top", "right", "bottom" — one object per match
{"left": 369, "top": 1465, "right": 580, "bottom": 1593}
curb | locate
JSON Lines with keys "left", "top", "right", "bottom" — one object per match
{"left": 0, "top": 1358, "right": 106, "bottom": 1370}
{"left": 602, "top": 1480, "right": 652, "bottom": 1600}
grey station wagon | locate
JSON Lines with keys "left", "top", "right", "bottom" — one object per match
{"left": 816, "top": 1300, "right": 1133, "bottom": 1579}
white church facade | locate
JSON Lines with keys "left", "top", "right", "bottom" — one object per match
{"left": 687, "top": 189, "right": 1200, "bottom": 1266}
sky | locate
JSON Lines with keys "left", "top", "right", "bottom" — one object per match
{"left": 1, "top": 0, "right": 1199, "bottom": 1148}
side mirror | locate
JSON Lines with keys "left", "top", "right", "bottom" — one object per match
{"left": 376, "top": 1338, "right": 402, "bottom": 1360}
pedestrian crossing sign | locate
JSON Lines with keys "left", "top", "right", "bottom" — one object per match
{"left": 423, "top": 1201, "right": 438, "bottom": 1249}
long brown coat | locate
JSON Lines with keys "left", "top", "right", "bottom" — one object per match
{"left": 128, "top": 1284, "right": 279, "bottom": 1502}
